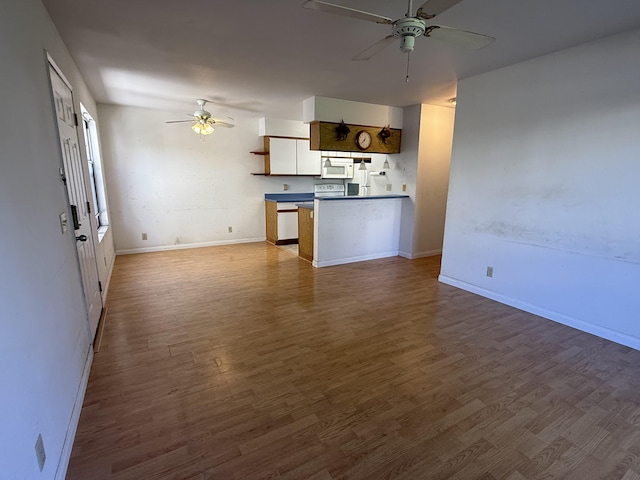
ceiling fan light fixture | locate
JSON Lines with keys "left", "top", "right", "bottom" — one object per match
{"left": 192, "top": 122, "right": 214, "bottom": 135}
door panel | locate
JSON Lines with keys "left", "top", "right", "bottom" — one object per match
{"left": 49, "top": 65, "right": 102, "bottom": 341}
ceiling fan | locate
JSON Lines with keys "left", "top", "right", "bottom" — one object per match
{"left": 166, "top": 99, "right": 235, "bottom": 137}
{"left": 303, "top": 0, "right": 494, "bottom": 77}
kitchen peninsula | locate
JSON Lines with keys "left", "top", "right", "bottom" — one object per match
{"left": 265, "top": 192, "right": 409, "bottom": 267}
{"left": 311, "top": 194, "right": 409, "bottom": 267}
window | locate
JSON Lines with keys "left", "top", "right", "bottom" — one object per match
{"left": 80, "top": 104, "right": 109, "bottom": 238}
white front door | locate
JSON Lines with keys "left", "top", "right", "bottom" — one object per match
{"left": 49, "top": 65, "right": 102, "bottom": 341}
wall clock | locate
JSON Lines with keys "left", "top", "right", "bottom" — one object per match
{"left": 355, "top": 130, "right": 372, "bottom": 150}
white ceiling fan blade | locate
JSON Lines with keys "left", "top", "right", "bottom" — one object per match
{"left": 416, "top": 0, "right": 462, "bottom": 20}
{"left": 353, "top": 35, "right": 397, "bottom": 61}
{"left": 426, "top": 25, "right": 495, "bottom": 49}
{"left": 416, "top": 0, "right": 464, "bottom": 19}
{"left": 303, "top": 0, "right": 393, "bottom": 24}
{"left": 165, "top": 119, "right": 195, "bottom": 124}
{"left": 210, "top": 119, "right": 235, "bottom": 128}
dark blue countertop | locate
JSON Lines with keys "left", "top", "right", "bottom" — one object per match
{"left": 317, "top": 194, "right": 410, "bottom": 201}
{"left": 264, "top": 193, "right": 314, "bottom": 202}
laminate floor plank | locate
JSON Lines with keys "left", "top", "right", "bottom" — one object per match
{"left": 66, "top": 243, "right": 640, "bottom": 479}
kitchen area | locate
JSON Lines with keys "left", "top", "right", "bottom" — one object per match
{"left": 247, "top": 97, "right": 453, "bottom": 267}
{"left": 260, "top": 120, "right": 409, "bottom": 267}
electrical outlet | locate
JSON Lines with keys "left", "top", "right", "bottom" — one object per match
{"left": 283, "top": 184, "right": 289, "bottom": 191}
{"left": 402, "top": 184, "right": 407, "bottom": 192}
{"left": 386, "top": 184, "right": 392, "bottom": 192}
{"left": 35, "top": 434, "right": 46, "bottom": 472}
{"left": 228, "top": 226, "right": 233, "bottom": 233}
{"left": 142, "top": 233, "right": 147, "bottom": 241}
{"left": 486, "top": 266, "right": 494, "bottom": 278}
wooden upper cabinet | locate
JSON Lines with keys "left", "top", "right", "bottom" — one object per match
{"left": 309, "top": 121, "right": 401, "bottom": 154}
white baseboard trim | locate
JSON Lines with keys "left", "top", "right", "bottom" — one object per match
{"left": 55, "top": 346, "right": 93, "bottom": 480}
{"left": 100, "top": 251, "right": 116, "bottom": 304}
{"left": 116, "top": 237, "right": 265, "bottom": 255}
{"left": 313, "top": 250, "right": 399, "bottom": 268}
{"left": 438, "top": 275, "right": 640, "bottom": 351}
{"left": 399, "top": 249, "right": 442, "bottom": 260}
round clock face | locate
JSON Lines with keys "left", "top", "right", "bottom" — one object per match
{"left": 356, "top": 130, "right": 372, "bottom": 150}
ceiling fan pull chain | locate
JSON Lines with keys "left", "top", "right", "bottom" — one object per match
{"left": 405, "top": 51, "right": 411, "bottom": 83}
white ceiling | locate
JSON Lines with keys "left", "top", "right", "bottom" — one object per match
{"left": 42, "top": 0, "right": 640, "bottom": 121}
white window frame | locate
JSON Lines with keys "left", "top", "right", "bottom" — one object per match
{"left": 80, "top": 104, "right": 109, "bottom": 240}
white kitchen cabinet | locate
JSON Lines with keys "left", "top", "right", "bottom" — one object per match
{"left": 277, "top": 210, "right": 298, "bottom": 240}
{"left": 265, "top": 201, "right": 299, "bottom": 244}
{"left": 268, "top": 137, "right": 297, "bottom": 175}
{"left": 296, "top": 139, "right": 321, "bottom": 175}
{"left": 265, "top": 137, "right": 320, "bottom": 176}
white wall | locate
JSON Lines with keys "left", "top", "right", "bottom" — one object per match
{"left": 396, "top": 104, "right": 455, "bottom": 259}
{"left": 397, "top": 105, "right": 421, "bottom": 257}
{"left": 98, "top": 105, "right": 322, "bottom": 253}
{"left": 0, "top": 0, "right": 114, "bottom": 477}
{"left": 414, "top": 105, "right": 455, "bottom": 257}
{"left": 302, "top": 96, "right": 403, "bottom": 128}
{"left": 440, "top": 28, "right": 640, "bottom": 348}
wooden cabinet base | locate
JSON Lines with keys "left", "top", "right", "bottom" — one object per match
{"left": 297, "top": 208, "right": 314, "bottom": 262}
{"left": 265, "top": 201, "right": 278, "bottom": 244}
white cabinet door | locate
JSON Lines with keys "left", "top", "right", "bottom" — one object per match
{"left": 277, "top": 210, "right": 298, "bottom": 240}
{"left": 269, "top": 138, "right": 297, "bottom": 175}
{"left": 296, "top": 139, "right": 321, "bottom": 175}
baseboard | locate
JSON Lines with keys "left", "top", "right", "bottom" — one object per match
{"left": 399, "top": 249, "right": 442, "bottom": 260}
{"left": 55, "top": 346, "right": 93, "bottom": 480}
{"left": 438, "top": 274, "right": 640, "bottom": 351}
{"left": 100, "top": 250, "right": 116, "bottom": 304}
{"left": 313, "top": 250, "right": 399, "bottom": 268}
{"left": 116, "top": 237, "right": 265, "bottom": 255}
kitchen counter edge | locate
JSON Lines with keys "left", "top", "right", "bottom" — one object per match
{"left": 316, "top": 194, "right": 410, "bottom": 201}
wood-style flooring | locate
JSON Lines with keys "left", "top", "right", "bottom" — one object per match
{"left": 67, "top": 243, "right": 640, "bottom": 479}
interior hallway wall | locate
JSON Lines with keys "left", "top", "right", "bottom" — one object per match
{"left": 413, "top": 104, "right": 455, "bottom": 257}
{"left": 397, "top": 104, "right": 455, "bottom": 258}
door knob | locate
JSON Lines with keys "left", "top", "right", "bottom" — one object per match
{"left": 76, "top": 234, "right": 88, "bottom": 242}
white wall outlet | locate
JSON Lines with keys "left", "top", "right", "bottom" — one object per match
{"left": 141, "top": 233, "right": 147, "bottom": 240}
{"left": 283, "top": 184, "right": 289, "bottom": 191}
{"left": 402, "top": 184, "right": 407, "bottom": 192}
{"left": 486, "top": 266, "right": 494, "bottom": 278}
{"left": 35, "top": 434, "right": 46, "bottom": 471}
{"left": 228, "top": 226, "right": 233, "bottom": 233}
{"left": 386, "top": 184, "right": 392, "bottom": 192}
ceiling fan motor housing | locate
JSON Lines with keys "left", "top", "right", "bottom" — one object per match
{"left": 194, "top": 109, "right": 212, "bottom": 120}
{"left": 393, "top": 17, "right": 426, "bottom": 53}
